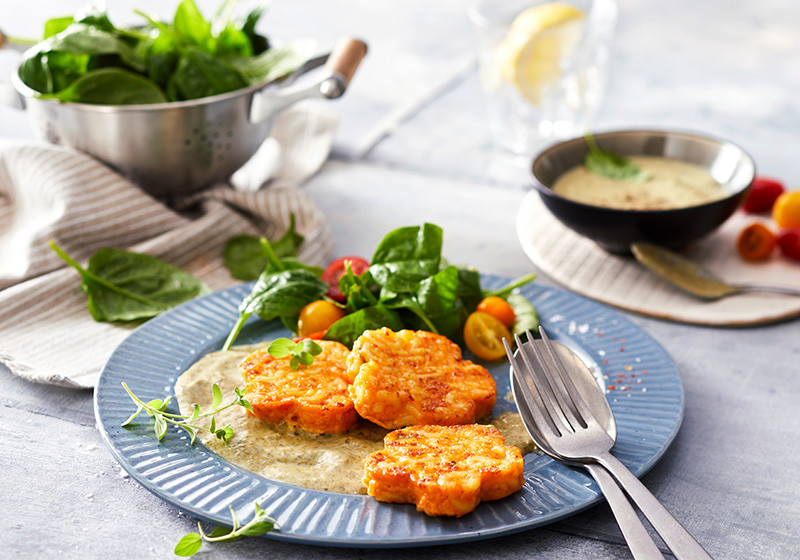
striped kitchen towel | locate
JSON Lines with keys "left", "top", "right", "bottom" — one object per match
{"left": 0, "top": 102, "right": 338, "bottom": 388}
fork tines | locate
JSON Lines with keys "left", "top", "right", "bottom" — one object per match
{"left": 508, "top": 327, "right": 594, "bottom": 437}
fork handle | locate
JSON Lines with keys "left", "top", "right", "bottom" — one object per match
{"left": 584, "top": 463, "right": 665, "bottom": 559}
{"left": 596, "top": 451, "right": 714, "bottom": 560}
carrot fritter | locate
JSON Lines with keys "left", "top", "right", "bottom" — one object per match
{"left": 363, "top": 424, "right": 524, "bottom": 517}
{"left": 347, "top": 328, "right": 497, "bottom": 429}
{"left": 240, "top": 340, "right": 357, "bottom": 434}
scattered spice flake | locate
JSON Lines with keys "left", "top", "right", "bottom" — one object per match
{"left": 603, "top": 359, "right": 609, "bottom": 364}
{"left": 624, "top": 365, "right": 632, "bottom": 371}
{"left": 643, "top": 369, "right": 648, "bottom": 374}
{"left": 619, "top": 347, "right": 625, "bottom": 352}
{"left": 607, "top": 385, "right": 616, "bottom": 391}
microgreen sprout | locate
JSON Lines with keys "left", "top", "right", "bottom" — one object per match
{"left": 121, "top": 382, "right": 252, "bottom": 444}
{"left": 174, "top": 502, "right": 277, "bottom": 557}
{"left": 267, "top": 337, "right": 323, "bottom": 369}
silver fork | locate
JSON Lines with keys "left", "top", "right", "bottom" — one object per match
{"left": 506, "top": 337, "right": 664, "bottom": 560}
{"left": 508, "top": 327, "right": 713, "bottom": 560}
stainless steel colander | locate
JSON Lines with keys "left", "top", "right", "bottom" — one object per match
{"left": 2, "top": 38, "right": 367, "bottom": 197}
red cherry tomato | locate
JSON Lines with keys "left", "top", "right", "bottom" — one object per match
{"left": 742, "top": 176, "right": 785, "bottom": 213}
{"left": 321, "top": 256, "right": 370, "bottom": 301}
{"left": 777, "top": 228, "right": 800, "bottom": 261}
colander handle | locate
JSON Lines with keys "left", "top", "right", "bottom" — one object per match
{"left": 249, "top": 37, "right": 368, "bottom": 124}
{"left": 320, "top": 38, "right": 368, "bottom": 99}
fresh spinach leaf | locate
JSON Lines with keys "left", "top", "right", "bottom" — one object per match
{"left": 241, "top": 8, "right": 269, "bottom": 55}
{"left": 40, "top": 68, "right": 167, "bottom": 104}
{"left": 50, "top": 241, "right": 210, "bottom": 322}
{"left": 224, "top": 236, "right": 266, "bottom": 281}
{"left": 369, "top": 223, "right": 443, "bottom": 295}
{"left": 223, "top": 269, "right": 326, "bottom": 350}
{"left": 44, "top": 17, "right": 74, "bottom": 39}
{"left": 323, "top": 305, "right": 404, "bottom": 348}
{"left": 584, "top": 133, "right": 651, "bottom": 182}
{"left": 456, "top": 267, "right": 483, "bottom": 311}
{"left": 415, "top": 265, "right": 464, "bottom": 341}
{"left": 173, "top": 0, "right": 214, "bottom": 52}
{"left": 20, "top": 1, "right": 309, "bottom": 104}
{"left": 228, "top": 41, "right": 315, "bottom": 85}
{"left": 224, "top": 215, "right": 319, "bottom": 281}
{"left": 171, "top": 46, "right": 247, "bottom": 100}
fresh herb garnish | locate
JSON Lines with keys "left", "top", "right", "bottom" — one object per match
{"left": 50, "top": 241, "right": 210, "bottom": 322}
{"left": 121, "top": 382, "right": 251, "bottom": 444}
{"left": 174, "top": 501, "right": 276, "bottom": 557}
{"left": 19, "top": 0, "right": 312, "bottom": 104}
{"left": 267, "top": 337, "right": 323, "bottom": 369}
{"left": 584, "top": 133, "right": 651, "bottom": 182}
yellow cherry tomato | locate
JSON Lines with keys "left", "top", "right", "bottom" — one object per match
{"left": 463, "top": 311, "right": 513, "bottom": 361}
{"left": 772, "top": 191, "right": 800, "bottom": 228}
{"left": 297, "top": 300, "right": 346, "bottom": 337}
{"left": 476, "top": 296, "right": 517, "bottom": 328}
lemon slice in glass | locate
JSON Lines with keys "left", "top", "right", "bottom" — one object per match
{"left": 495, "top": 2, "right": 586, "bottom": 105}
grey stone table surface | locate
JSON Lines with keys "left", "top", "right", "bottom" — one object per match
{"left": 1, "top": 1, "right": 799, "bottom": 558}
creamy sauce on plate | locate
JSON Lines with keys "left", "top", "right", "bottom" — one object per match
{"left": 552, "top": 156, "right": 727, "bottom": 210}
{"left": 175, "top": 345, "right": 535, "bottom": 495}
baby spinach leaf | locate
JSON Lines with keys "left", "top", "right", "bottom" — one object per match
{"left": 224, "top": 215, "right": 318, "bottom": 281}
{"left": 40, "top": 68, "right": 167, "bottom": 104}
{"left": 50, "top": 241, "right": 210, "bottom": 322}
{"left": 44, "top": 17, "right": 74, "bottom": 39}
{"left": 369, "top": 223, "right": 443, "bottom": 295}
{"left": 241, "top": 8, "right": 269, "bottom": 55}
{"left": 584, "top": 133, "right": 651, "bottom": 182}
{"left": 456, "top": 267, "right": 483, "bottom": 311}
{"left": 252, "top": 269, "right": 326, "bottom": 322}
{"left": 223, "top": 269, "right": 326, "bottom": 350}
{"left": 171, "top": 46, "right": 247, "bottom": 100}
{"left": 323, "top": 305, "right": 403, "bottom": 348}
{"left": 229, "top": 41, "right": 314, "bottom": 85}
{"left": 173, "top": 0, "right": 214, "bottom": 52}
{"left": 224, "top": 236, "right": 266, "bottom": 281}
{"left": 415, "top": 265, "right": 464, "bottom": 341}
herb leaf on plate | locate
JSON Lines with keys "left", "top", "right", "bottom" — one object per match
{"left": 584, "top": 133, "right": 651, "bottom": 182}
{"left": 50, "top": 241, "right": 210, "bottom": 322}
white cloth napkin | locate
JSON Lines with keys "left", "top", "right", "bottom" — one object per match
{"left": 0, "top": 103, "right": 338, "bottom": 389}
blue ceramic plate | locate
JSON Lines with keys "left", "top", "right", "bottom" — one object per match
{"left": 94, "top": 276, "right": 684, "bottom": 547}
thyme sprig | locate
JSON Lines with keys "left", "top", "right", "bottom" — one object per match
{"left": 121, "top": 382, "right": 252, "bottom": 444}
{"left": 174, "top": 502, "right": 277, "bottom": 557}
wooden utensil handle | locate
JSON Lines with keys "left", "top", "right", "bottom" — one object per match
{"left": 325, "top": 38, "right": 368, "bottom": 85}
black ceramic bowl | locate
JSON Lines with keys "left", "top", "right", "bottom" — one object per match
{"left": 531, "top": 130, "right": 756, "bottom": 254}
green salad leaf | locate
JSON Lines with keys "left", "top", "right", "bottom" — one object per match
{"left": 19, "top": 0, "right": 308, "bottom": 104}
{"left": 50, "top": 241, "right": 210, "bottom": 322}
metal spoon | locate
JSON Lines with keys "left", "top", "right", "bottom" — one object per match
{"left": 631, "top": 242, "right": 800, "bottom": 299}
{"left": 509, "top": 340, "right": 665, "bottom": 559}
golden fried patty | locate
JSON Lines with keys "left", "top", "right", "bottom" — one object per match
{"left": 363, "top": 424, "right": 524, "bottom": 517}
{"left": 240, "top": 340, "right": 357, "bottom": 434}
{"left": 347, "top": 328, "right": 497, "bottom": 429}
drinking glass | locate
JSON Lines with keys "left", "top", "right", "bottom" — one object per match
{"left": 469, "top": 0, "right": 618, "bottom": 157}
